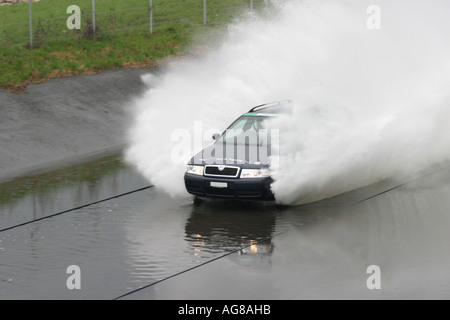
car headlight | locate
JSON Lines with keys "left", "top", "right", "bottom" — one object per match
{"left": 240, "top": 168, "right": 271, "bottom": 178}
{"left": 186, "top": 165, "right": 204, "bottom": 176}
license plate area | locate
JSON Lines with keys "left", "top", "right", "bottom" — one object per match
{"left": 210, "top": 181, "right": 228, "bottom": 188}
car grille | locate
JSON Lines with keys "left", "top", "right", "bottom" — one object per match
{"left": 204, "top": 165, "right": 240, "bottom": 178}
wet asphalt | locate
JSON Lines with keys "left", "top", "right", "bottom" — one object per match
{"left": 0, "top": 68, "right": 152, "bottom": 182}
{"left": 1, "top": 156, "right": 450, "bottom": 300}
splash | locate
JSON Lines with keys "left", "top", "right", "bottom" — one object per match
{"left": 125, "top": 0, "right": 450, "bottom": 205}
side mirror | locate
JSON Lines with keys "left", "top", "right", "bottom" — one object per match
{"left": 212, "top": 133, "right": 220, "bottom": 140}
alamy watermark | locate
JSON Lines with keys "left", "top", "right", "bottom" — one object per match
{"left": 63, "top": 4, "right": 382, "bottom": 31}
{"left": 366, "top": 5, "right": 381, "bottom": 30}
{"left": 66, "top": 265, "right": 81, "bottom": 290}
{"left": 170, "top": 121, "right": 280, "bottom": 166}
{"left": 64, "top": 263, "right": 382, "bottom": 292}
{"left": 66, "top": 5, "right": 81, "bottom": 30}
{"left": 366, "top": 265, "right": 381, "bottom": 290}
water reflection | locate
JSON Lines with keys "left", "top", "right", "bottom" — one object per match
{"left": 124, "top": 168, "right": 450, "bottom": 299}
{"left": 0, "top": 156, "right": 148, "bottom": 230}
{"left": 181, "top": 186, "right": 371, "bottom": 267}
{"left": 185, "top": 201, "right": 277, "bottom": 262}
{"left": 3, "top": 153, "right": 450, "bottom": 299}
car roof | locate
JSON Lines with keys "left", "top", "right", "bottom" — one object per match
{"left": 246, "top": 100, "right": 293, "bottom": 115}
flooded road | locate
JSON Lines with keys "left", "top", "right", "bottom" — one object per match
{"left": 1, "top": 156, "right": 450, "bottom": 299}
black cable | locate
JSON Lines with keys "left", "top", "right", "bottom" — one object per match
{"left": 0, "top": 185, "right": 153, "bottom": 234}
{"left": 354, "top": 165, "right": 450, "bottom": 205}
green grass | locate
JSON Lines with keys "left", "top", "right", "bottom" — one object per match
{"left": 0, "top": 0, "right": 267, "bottom": 91}
{"left": 0, "top": 24, "right": 190, "bottom": 90}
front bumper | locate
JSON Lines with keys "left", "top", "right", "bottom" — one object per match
{"left": 184, "top": 173, "right": 275, "bottom": 201}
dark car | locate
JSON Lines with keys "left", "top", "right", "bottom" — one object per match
{"left": 184, "top": 100, "right": 291, "bottom": 201}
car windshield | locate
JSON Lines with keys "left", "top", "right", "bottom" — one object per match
{"left": 216, "top": 115, "right": 276, "bottom": 146}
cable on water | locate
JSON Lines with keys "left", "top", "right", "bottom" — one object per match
{"left": 0, "top": 185, "right": 153, "bottom": 234}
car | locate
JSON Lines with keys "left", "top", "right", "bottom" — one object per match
{"left": 184, "top": 100, "right": 292, "bottom": 201}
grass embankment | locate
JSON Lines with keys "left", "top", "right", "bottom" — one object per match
{"left": 0, "top": 0, "right": 259, "bottom": 93}
{"left": 0, "top": 28, "right": 190, "bottom": 93}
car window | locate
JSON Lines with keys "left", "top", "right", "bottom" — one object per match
{"left": 217, "top": 116, "right": 273, "bottom": 146}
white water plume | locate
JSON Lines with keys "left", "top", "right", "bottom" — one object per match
{"left": 125, "top": 0, "right": 450, "bottom": 205}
